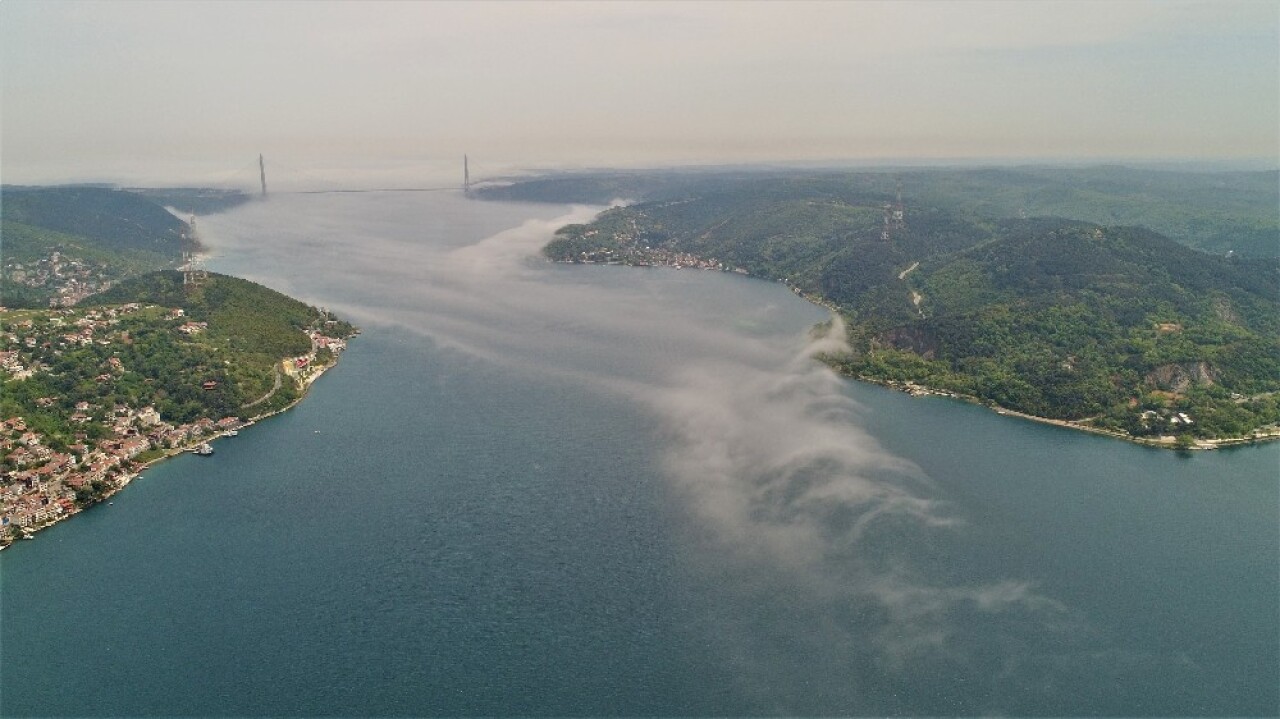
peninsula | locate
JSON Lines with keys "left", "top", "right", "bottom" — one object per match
{"left": 1, "top": 186, "right": 351, "bottom": 547}
{"left": 0, "top": 271, "right": 355, "bottom": 547}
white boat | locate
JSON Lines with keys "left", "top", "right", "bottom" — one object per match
{"left": 193, "top": 443, "right": 214, "bottom": 456}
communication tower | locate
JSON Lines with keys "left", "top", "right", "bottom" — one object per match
{"left": 259, "top": 154, "right": 268, "bottom": 198}
{"left": 881, "top": 179, "right": 906, "bottom": 241}
{"left": 892, "top": 180, "right": 906, "bottom": 230}
{"left": 181, "top": 215, "right": 208, "bottom": 289}
{"left": 464, "top": 154, "right": 471, "bottom": 196}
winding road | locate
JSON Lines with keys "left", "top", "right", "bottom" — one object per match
{"left": 240, "top": 366, "right": 283, "bottom": 409}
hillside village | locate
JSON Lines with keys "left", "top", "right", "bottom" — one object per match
{"left": 0, "top": 301, "right": 348, "bottom": 546}
{"left": 4, "top": 249, "right": 120, "bottom": 307}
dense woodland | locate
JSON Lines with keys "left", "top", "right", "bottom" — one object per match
{"left": 492, "top": 166, "right": 1280, "bottom": 442}
{"left": 2, "top": 186, "right": 194, "bottom": 256}
{"left": 90, "top": 271, "right": 355, "bottom": 414}
{"left": 484, "top": 166, "right": 1280, "bottom": 257}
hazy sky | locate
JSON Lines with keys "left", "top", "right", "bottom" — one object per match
{"left": 2, "top": 0, "right": 1277, "bottom": 186}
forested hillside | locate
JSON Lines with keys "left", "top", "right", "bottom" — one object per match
{"left": 1, "top": 186, "right": 196, "bottom": 308}
{"left": 125, "top": 187, "right": 252, "bottom": 215}
{"left": 905, "top": 166, "right": 1279, "bottom": 258}
{"left": 88, "top": 271, "right": 355, "bottom": 412}
{"left": 3, "top": 187, "right": 193, "bottom": 256}
{"left": 486, "top": 165, "right": 1279, "bottom": 257}
{"left": 2, "top": 271, "right": 354, "bottom": 452}
{"left": 528, "top": 167, "right": 1280, "bottom": 444}
{"left": 2, "top": 273, "right": 356, "bottom": 543}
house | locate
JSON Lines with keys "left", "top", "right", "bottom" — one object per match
{"left": 137, "top": 407, "right": 161, "bottom": 426}
{"left": 121, "top": 437, "right": 150, "bottom": 457}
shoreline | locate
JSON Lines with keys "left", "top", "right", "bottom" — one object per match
{"left": 840, "top": 369, "right": 1280, "bottom": 452}
{"left": 568, "top": 258, "right": 1279, "bottom": 452}
{"left": 559, "top": 257, "right": 1279, "bottom": 451}
{"left": 787, "top": 283, "right": 1280, "bottom": 450}
{"left": 771, "top": 267, "right": 1279, "bottom": 451}
{"left": 2, "top": 355, "right": 343, "bottom": 549}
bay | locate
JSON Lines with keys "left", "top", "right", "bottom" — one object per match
{"left": 2, "top": 192, "right": 1275, "bottom": 716}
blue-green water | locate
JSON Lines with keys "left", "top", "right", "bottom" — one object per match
{"left": 2, "top": 193, "right": 1276, "bottom": 716}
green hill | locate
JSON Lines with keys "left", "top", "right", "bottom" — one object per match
{"left": 488, "top": 165, "right": 1280, "bottom": 257}
{"left": 125, "top": 187, "right": 252, "bottom": 215}
{"left": 1, "top": 186, "right": 199, "bottom": 308}
{"left": 87, "top": 271, "right": 354, "bottom": 413}
{"left": 838, "top": 223, "right": 1280, "bottom": 437}
{"left": 2, "top": 186, "right": 193, "bottom": 256}
{"left": 534, "top": 169, "right": 1280, "bottom": 443}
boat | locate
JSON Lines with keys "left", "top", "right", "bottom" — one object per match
{"left": 193, "top": 443, "right": 214, "bottom": 456}
{"left": 227, "top": 429, "right": 239, "bottom": 437}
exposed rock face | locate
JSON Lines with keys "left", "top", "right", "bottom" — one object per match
{"left": 1146, "top": 362, "right": 1216, "bottom": 393}
{"left": 881, "top": 325, "right": 939, "bottom": 359}
{"left": 1211, "top": 296, "right": 1240, "bottom": 325}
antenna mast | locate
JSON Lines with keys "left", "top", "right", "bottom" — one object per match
{"left": 893, "top": 180, "right": 905, "bottom": 230}
{"left": 464, "top": 154, "right": 471, "bottom": 196}
{"left": 881, "top": 178, "right": 906, "bottom": 241}
{"left": 259, "top": 154, "right": 267, "bottom": 197}
{"left": 182, "top": 215, "right": 207, "bottom": 289}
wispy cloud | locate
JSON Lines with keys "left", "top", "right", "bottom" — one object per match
{"left": 199, "top": 192, "right": 1205, "bottom": 712}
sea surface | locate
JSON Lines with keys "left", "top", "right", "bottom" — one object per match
{"left": 2, "top": 192, "right": 1276, "bottom": 716}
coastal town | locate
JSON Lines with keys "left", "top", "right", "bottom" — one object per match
{"left": 1, "top": 299, "right": 349, "bottom": 547}
{"left": 566, "top": 242, "right": 743, "bottom": 273}
{"left": 548, "top": 216, "right": 751, "bottom": 274}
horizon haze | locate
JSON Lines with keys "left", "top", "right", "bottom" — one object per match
{"left": 1, "top": 1, "right": 1278, "bottom": 189}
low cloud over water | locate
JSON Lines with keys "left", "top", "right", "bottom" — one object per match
{"left": 198, "top": 191, "right": 1191, "bottom": 713}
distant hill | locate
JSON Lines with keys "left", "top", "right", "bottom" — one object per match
{"left": 125, "top": 187, "right": 253, "bottom": 215}
{"left": 2, "top": 186, "right": 193, "bottom": 256}
{"left": 476, "top": 169, "right": 778, "bottom": 206}
{"left": 534, "top": 169, "right": 1280, "bottom": 443}
{"left": 0, "top": 185, "right": 254, "bottom": 309}
{"left": 0, "top": 218, "right": 175, "bottom": 308}
{"left": 484, "top": 166, "right": 1280, "bottom": 258}
{"left": 901, "top": 166, "right": 1280, "bottom": 258}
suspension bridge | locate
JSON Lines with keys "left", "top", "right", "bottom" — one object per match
{"left": 195, "top": 154, "right": 488, "bottom": 197}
